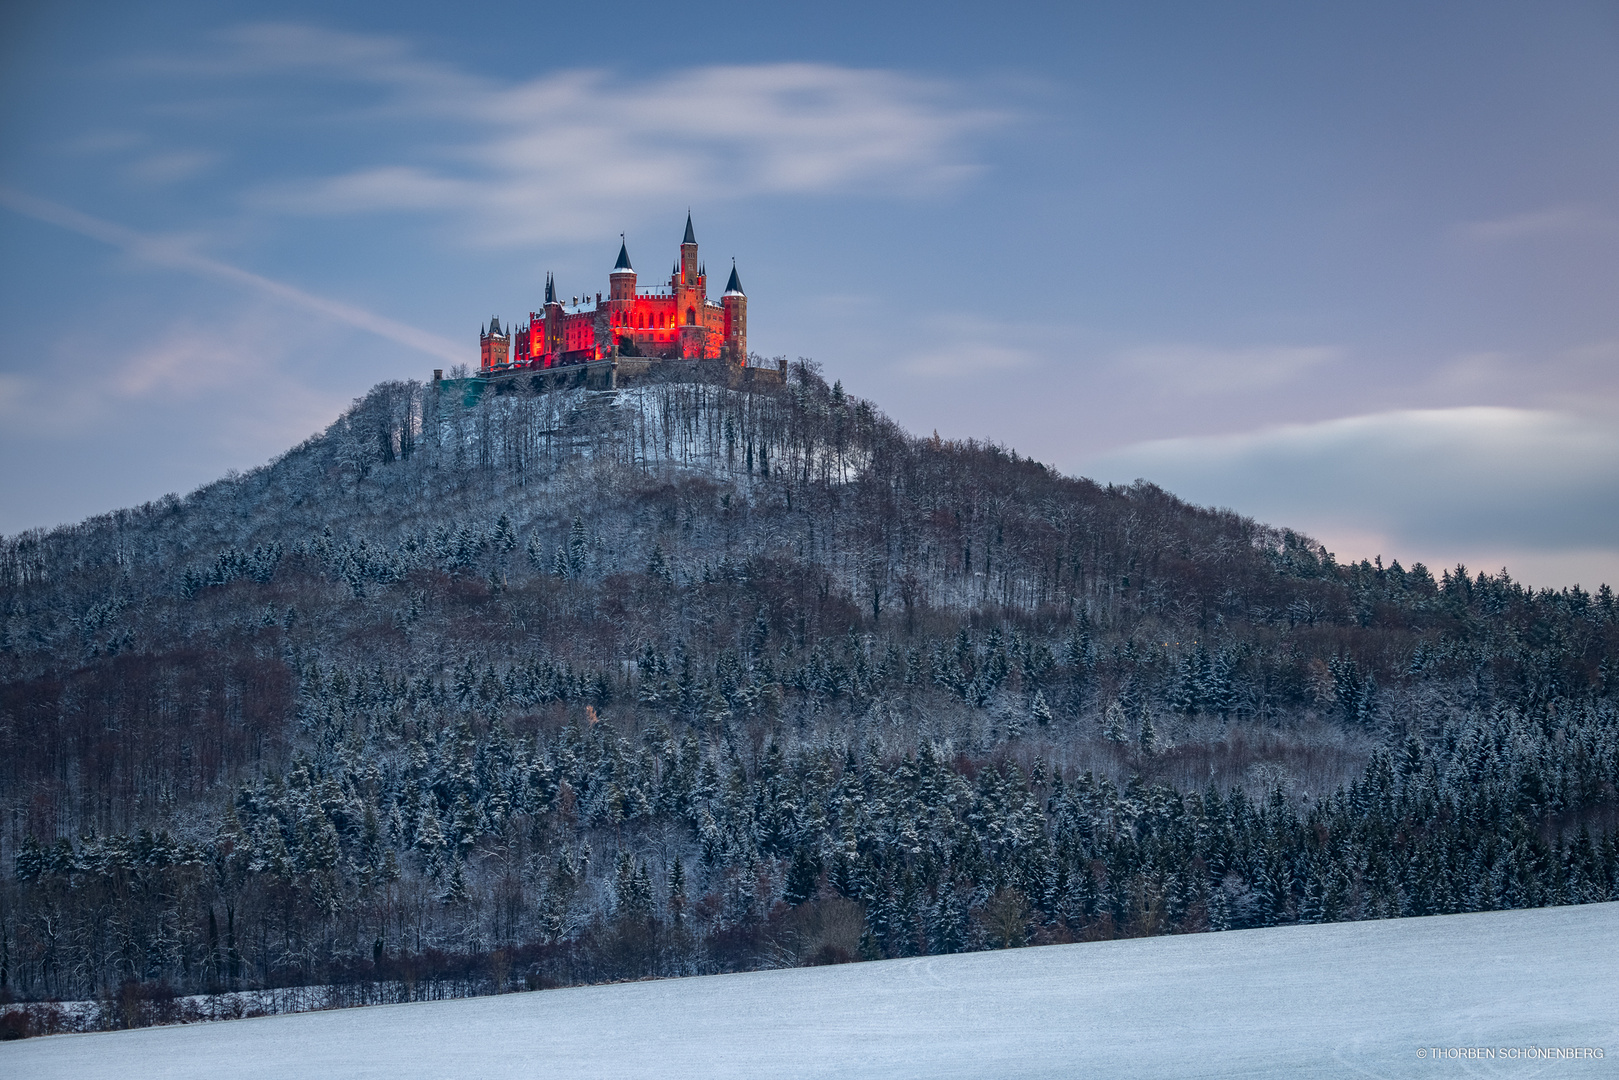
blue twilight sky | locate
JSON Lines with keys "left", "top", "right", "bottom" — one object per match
{"left": 3, "top": 1, "right": 1617, "bottom": 588}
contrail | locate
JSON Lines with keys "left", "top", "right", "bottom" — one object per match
{"left": 0, "top": 187, "right": 468, "bottom": 365}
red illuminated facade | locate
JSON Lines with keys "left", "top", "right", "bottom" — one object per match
{"left": 479, "top": 214, "right": 748, "bottom": 373}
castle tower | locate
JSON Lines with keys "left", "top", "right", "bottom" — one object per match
{"left": 608, "top": 237, "right": 638, "bottom": 356}
{"left": 722, "top": 261, "right": 747, "bottom": 364}
{"left": 679, "top": 212, "right": 698, "bottom": 285}
{"left": 479, "top": 315, "right": 509, "bottom": 370}
{"left": 542, "top": 273, "right": 564, "bottom": 363}
{"left": 610, "top": 237, "right": 636, "bottom": 300}
{"left": 674, "top": 213, "right": 707, "bottom": 358}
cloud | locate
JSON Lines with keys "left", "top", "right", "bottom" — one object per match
{"left": 276, "top": 166, "right": 480, "bottom": 213}
{"left": 902, "top": 343, "right": 1036, "bottom": 379}
{"left": 1423, "top": 342, "right": 1619, "bottom": 413}
{"left": 214, "top": 21, "right": 480, "bottom": 96}
{"left": 1460, "top": 204, "right": 1619, "bottom": 242}
{"left": 0, "top": 187, "right": 468, "bottom": 364}
{"left": 184, "top": 24, "right": 1001, "bottom": 245}
{"left": 0, "top": 307, "right": 348, "bottom": 534}
{"left": 888, "top": 313, "right": 1044, "bottom": 379}
{"left": 1083, "top": 407, "right": 1619, "bottom": 586}
{"left": 0, "top": 307, "right": 341, "bottom": 439}
{"left": 126, "top": 149, "right": 219, "bottom": 184}
{"left": 1117, "top": 343, "right": 1342, "bottom": 394}
{"left": 0, "top": 373, "right": 27, "bottom": 416}
{"left": 63, "top": 130, "right": 148, "bottom": 155}
{"left": 115, "top": 324, "right": 241, "bottom": 397}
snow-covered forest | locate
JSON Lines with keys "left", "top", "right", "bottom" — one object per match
{"left": 1, "top": 362, "right": 1616, "bottom": 1031}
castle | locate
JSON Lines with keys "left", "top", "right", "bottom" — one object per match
{"left": 478, "top": 213, "right": 747, "bottom": 374}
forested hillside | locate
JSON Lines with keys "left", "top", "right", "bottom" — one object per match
{"left": 2, "top": 362, "right": 1616, "bottom": 1026}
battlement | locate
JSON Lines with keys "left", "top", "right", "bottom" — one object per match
{"left": 441, "top": 352, "right": 782, "bottom": 401}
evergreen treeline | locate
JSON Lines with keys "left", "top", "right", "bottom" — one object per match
{"left": 0, "top": 362, "right": 1615, "bottom": 1023}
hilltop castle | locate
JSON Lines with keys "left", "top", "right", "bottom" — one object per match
{"left": 478, "top": 213, "right": 747, "bottom": 374}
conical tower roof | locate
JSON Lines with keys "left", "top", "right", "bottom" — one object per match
{"left": 612, "top": 237, "right": 634, "bottom": 272}
{"left": 682, "top": 212, "right": 697, "bottom": 245}
{"left": 724, "top": 262, "right": 744, "bottom": 296}
{"left": 544, "top": 273, "right": 556, "bottom": 304}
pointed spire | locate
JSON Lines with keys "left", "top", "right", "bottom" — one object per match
{"left": 613, "top": 234, "right": 633, "bottom": 272}
{"left": 683, "top": 211, "right": 696, "bottom": 245}
{"left": 724, "top": 260, "right": 745, "bottom": 296}
{"left": 544, "top": 273, "right": 556, "bottom": 305}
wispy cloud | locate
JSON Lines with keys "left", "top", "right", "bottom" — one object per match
{"left": 1425, "top": 342, "right": 1619, "bottom": 413}
{"left": 0, "top": 373, "right": 28, "bottom": 419}
{"left": 115, "top": 323, "right": 241, "bottom": 397}
{"left": 1460, "top": 203, "right": 1619, "bottom": 242}
{"left": 902, "top": 343, "right": 1035, "bottom": 379}
{"left": 0, "top": 187, "right": 467, "bottom": 363}
{"left": 0, "top": 307, "right": 344, "bottom": 445}
{"left": 1117, "top": 343, "right": 1343, "bottom": 394}
{"left": 1084, "top": 407, "right": 1619, "bottom": 584}
{"left": 168, "top": 21, "right": 482, "bottom": 95}
{"left": 126, "top": 149, "right": 219, "bottom": 184}
{"left": 168, "top": 24, "right": 1004, "bottom": 245}
{"left": 0, "top": 305, "right": 349, "bottom": 534}
{"left": 888, "top": 313, "right": 1044, "bottom": 380}
{"left": 63, "top": 130, "right": 148, "bottom": 155}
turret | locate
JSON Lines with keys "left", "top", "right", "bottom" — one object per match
{"left": 479, "top": 315, "right": 509, "bottom": 370}
{"left": 671, "top": 213, "right": 710, "bottom": 357}
{"left": 722, "top": 261, "right": 748, "bottom": 364}
{"left": 680, "top": 211, "right": 698, "bottom": 285}
{"left": 542, "top": 273, "right": 564, "bottom": 364}
{"left": 610, "top": 236, "right": 636, "bottom": 300}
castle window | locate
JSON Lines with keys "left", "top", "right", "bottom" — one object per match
{"left": 686, "top": 307, "right": 696, "bottom": 326}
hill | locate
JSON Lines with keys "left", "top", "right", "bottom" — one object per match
{"left": 4, "top": 903, "right": 1614, "bottom": 1077}
{"left": 0, "top": 363, "right": 1615, "bottom": 1016}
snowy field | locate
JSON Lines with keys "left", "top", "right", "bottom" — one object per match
{"left": 6, "top": 904, "right": 1615, "bottom": 1079}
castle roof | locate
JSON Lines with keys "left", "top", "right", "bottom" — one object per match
{"left": 486, "top": 315, "right": 504, "bottom": 336}
{"left": 724, "top": 263, "right": 745, "bottom": 296}
{"left": 544, "top": 273, "right": 556, "bottom": 305}
{"left": 683, "top": 212, "right": 697, "bottom": 245}
{"left": 612, "top": 239, "right": 634, "bottom": 273}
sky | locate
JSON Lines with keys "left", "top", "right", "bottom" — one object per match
{"left": 2, "top": 1, "right": 1617, "bottom": 589}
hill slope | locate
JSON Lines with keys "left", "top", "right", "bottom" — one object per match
{"left": 0, "top": 364, "right": 1615, "bottom": 1011}
{"left": 5, "top": 903, "right": 1615, "bottom": 1078}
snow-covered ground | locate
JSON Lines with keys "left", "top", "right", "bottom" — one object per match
{"left": 7, "top": 904, "right": 1616, "bottom": 1079}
